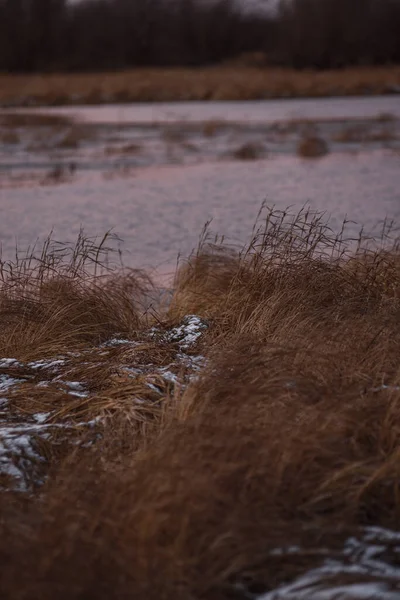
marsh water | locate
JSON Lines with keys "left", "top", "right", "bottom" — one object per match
{"left": 1, "top": 95, "right": 400, "bottom": 278}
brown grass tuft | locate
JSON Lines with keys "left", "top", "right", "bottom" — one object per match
{"left": 56, "top": 125, "right": 96, "bottom": 149}
{"left": 231, "top": 141, "right": 266, "bottom": 161}
{"left": 105, "top": 143, "right": 142, "bottom": 156}
{"left": 0, "top": 230, "right": 151, "bottom": 359}
{"left": 297, "top": 135, "right": 329, "bottom": 158}
{"left": 0, "top": 112, "right": 71, "bottom": 128}
{"left": 202, "top": 119, "right": 226, "bottom": 137}
{"left": 0, "top": 130, "right": 19, "bottom": 144}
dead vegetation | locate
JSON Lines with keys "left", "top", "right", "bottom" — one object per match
{"left": 0, "top": 112, "right": 71, "bottom": 128}
{"left": 1, "top": 65, "right": 400, "bottom": 107}
{"left": 297, "top": 135, "right": 330, "bottom": 158}
{"left": 0, "top": 130, "right": 19, "bottom": 144}
{"left": 202, "top": 119, "right": 226, "bottom": 137}
{"left": 105, "top": 143, "right": 142, "bottom": 156}
{"left": 0, "top": 230, "right": 152, "bottom": 360}
{"left": 2, "top": 208, "right": 400, "bottom": 598}
{"left": 231, "top": 141, "right": 266, "bottom": 161}
{"left": 56, "top": 125, "right": 96, "bottom": 149}
{"left": 334, "top": 124, "right": 396, "bottom": 144}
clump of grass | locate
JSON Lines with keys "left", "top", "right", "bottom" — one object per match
{"left": 367, "top": 129, "right": 396, "bottom": 143}
{"left": 377, "top": 112, "right": 396, "bottom": 122}
{"left": 56, "top": 125, "right": 95, "bottom": 149}
{"left": 0, "top": 230, "right": 151, "bottom": 359}
{"left": 105, "top": 143, "right": 142, "bottom": 156}
{"left": 202, "top": 119, "right": 225, "bottom": 137}
{"left": 334, "top": 123, "right": 396, "bottom": 144}
{"left": 162, "top": 126, "right": 187, "bottom": 144}
{"left": 333, "top": 124, "right": 366, "bottom": 143}
{"left": 231, "top": 141, "right": 266, "bottom": 161}
{"left": 0, "top": 130, "right": 19, "bottom": 144}
{"left": 297, "top": 135, "right": 329, "bottom": 158}
{"left": 3, "top": 208, "right": 400, "bottom": 598}
{"left": 0, "top": 112, "right": 71, "bottom": 128}
{"left": 41, "top": 163, "right": 76, "bottom": 184}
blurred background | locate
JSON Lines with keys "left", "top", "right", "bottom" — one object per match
{"left": 0, "top": 0, "right": 399, "bottom": 275}
{"left": 0, "top": 0, "right": 399, "bottom": 73}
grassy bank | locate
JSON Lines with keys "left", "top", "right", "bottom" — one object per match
{"left": 1, "top": 208, "right": 400, "bottom": 598}
{"left": 1, "top": 65, "right": 400, "bottom": 107}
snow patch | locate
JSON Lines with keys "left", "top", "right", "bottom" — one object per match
{"left": 0, "top": 358, "right": 22, "bottom": 368}
{"left": 32, "top": 412, "right": 51, "bottom": 424}
{"left": 27, "top": 359, "right": 65, "bottom": 370}
{"left": 259, "top": 527, "right": 400, "bottom": 600}
{"left": 102, "top": 338, "right": 137, "bottom": 347}
{"left": 0, "top": 374, "right": 25, "bottom": 392}
{"left": 165, "top": 315, "right": 208, "bottom": 349}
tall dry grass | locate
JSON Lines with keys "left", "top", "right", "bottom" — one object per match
{"left": 0, "top": 230, "right": 152, "bottom": 359}
{"left": 1, "top": 65, "right": 400, "bottom": 107}
{"left": 2, "top": 208, "right": 400, "bottom": 598}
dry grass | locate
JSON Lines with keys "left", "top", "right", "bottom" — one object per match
{"left": 0, "top": 112, "right": 71, "bottom": 128}
{"left": 40, "top": 163, "right": 77, "bottom": 185}
{"left": 2, "top": 208, "right": 400, "bottom": 597}
{"left": 162, "top": 125, "right": 187, "bottom": 144}
{"left": 334, "top": 124, "right": 396, "bottom": 143}
{"left": 297, "top": 135, "right": 329, "bottom": 158}
{"left": 0, "top": 129, "right": 19, "bottom": 144}
{"left": 0, "top": 65, "right": 400, "bottom": 107}
{"left": 0, "top": 230, "right": 151, "bottom": 359}
{"left": 105, "top": 143, "right": 142, "bottom": 156}
{"left": 56, "top": 125, "right": 96, "bottom": 149}
{"left": 202, "top": 119, "right": 226, "bottom": 137}
{"left": 231, "top": 141, "right": 266, "bottom": 161}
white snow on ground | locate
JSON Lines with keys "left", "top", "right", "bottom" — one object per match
{"left": 102, "top": 338, "right": 137, "bottom": 347}
{"left": 0, "top": 315, "right": 208, "bottom": 492}
{"left": 27, "top": 359, "right": 65, "bottom": 369}
{"left": 153, "top": 315, "right": 209, "bottom": 349}
{"left": 0, "top": 374, "right": 25, "bottom": 393}
{"left": 259, "top": 527, "right": 400, "bottom": 600}
{"left": 0, "top": 358, "right": 22, "bottom": 368}
{"left": 60, "top": 381, "right": 89, "bottom": 398}
{"left": 166, "top": 315, "right": 208, "bottom": 349}
{"left": 32, "top": 412, "right": 51, "bottom": 424}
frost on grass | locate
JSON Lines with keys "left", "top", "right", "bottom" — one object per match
{"left": 165, "top": 315, "right": 208, "bottom": 349}
{"left": 0, "top": 315, "right": 208, "bottom": 492}
{"left": 148, "top": 314, "right": 208, "bottom": 349}
{"left": 259, "top": 527, "right": 400, "bottom": 600}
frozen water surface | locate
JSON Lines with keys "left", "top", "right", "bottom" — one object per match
{"left": 13, "top": 95, "right": 400, "bottom": 124}
{"left": 1, "top": 150, "right": 399, "bottom": 278}
{"left": 1, "top": 96, "right": 400, "bottom": 280}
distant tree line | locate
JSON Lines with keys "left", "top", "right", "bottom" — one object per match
{"left": 277, "top": 0, "right": 400, "bottom": 68}
{"left": 0, "top": 0, "right": 399, "bottom": 73}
